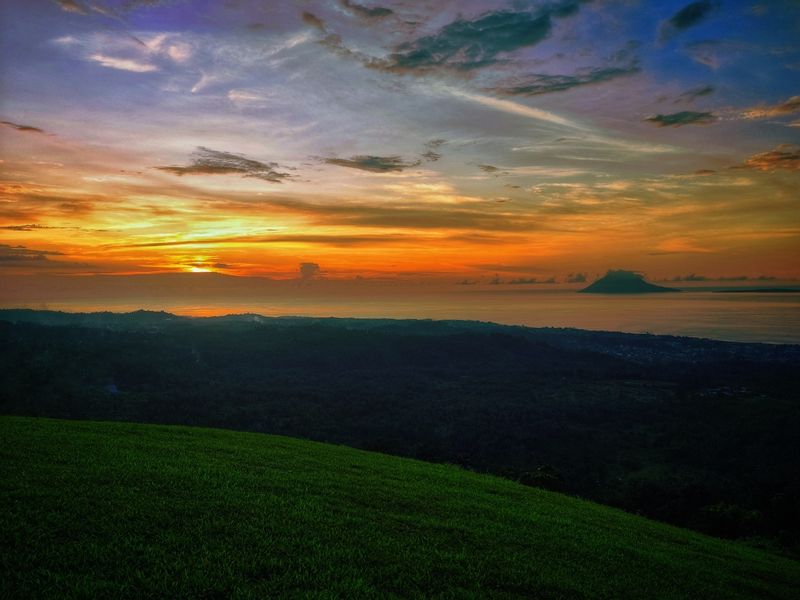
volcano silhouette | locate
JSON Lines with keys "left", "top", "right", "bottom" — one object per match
{"left": 580, "top": 270, "right": 680, "bottom": 294}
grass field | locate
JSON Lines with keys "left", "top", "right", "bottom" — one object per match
{"left": 1, "top": 416, "right": 798, "bottom": 599}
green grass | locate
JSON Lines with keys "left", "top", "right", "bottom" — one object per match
{"left": 1, "top": 417, "right": 798, "bottom": 599}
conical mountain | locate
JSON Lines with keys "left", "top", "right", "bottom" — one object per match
{"left": 580, "top": 270, "right": 680, "bottom": 294}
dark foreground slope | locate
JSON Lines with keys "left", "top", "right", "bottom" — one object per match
{"left": 1, "top": 417, "right": 798, "bottom": 599}
{"left": 1, "top": 311, "right": 799, "bottom": 549}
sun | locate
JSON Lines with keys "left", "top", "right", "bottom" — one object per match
{"left": 188, "top": 266, "right": 212, "bottom": 273}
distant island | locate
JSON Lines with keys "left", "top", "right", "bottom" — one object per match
{"left": 580, "top": 270, "right": 680, "bottom": 294}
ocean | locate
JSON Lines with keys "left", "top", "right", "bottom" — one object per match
{"left": 12, "top": 288, "right": 800, "bottom": 344}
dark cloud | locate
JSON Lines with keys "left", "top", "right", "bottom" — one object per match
{"left": 299, "top": 262, "right": 322, "bottom": 281}
{"left": 0, "top": 244, "right": 90, "bottom": 270}
{"left": 488, "top": 65, "right": 639, "bottom": 96}
{"left": 0, "top": 244, "right": 62, "bottom": 262}
{"left": 155, "top": 147, "right": 293, "bottom": 183}
{"left": 0, "top": 121, "right": 45, "bottom": 134}
{"left": 694, "top": 169, "right": 716, "bottom": 175}
{"left": 420, "top": 139, "right": 446, "bottom": 162}
{"left": 121, "top": 0, "right": 170, "bottom": 9}
{"left": 660, "top": 2, "right": 717, "bottom": 40}
{"left": 669, "top": 1, "right": 716, "bottom": 29}
{"left": 645, "top": 111, "right": 716, "bottom": 127}
{"left": 0, "top": 224, "right": 69, "bottom": 231}
{"left": 369, "top": 3, "right": 587, "bottom": 74}
{"left": 477, "top": 164, "right": 511, "bottom": 177}
{"left": 302, "top": 11, "right": 327, "bottom": 32}
{"left": 672, "top": 273, "right": 709, "bottom": 281}
{"left": 742, "top": 144, "right": 800, "bottom": 171}
{"left": 318, "top": 33, "right": 364, "bottom": 61}
{"left": 54, "top": 0, "right": 89, "bottom": 15}
{"left": 507, "top": 277, "right": 556, "bottom": 284}
{"left": 340, "top": 0, "right": 393, "bottom": 19}
{"left": 473, "top": 263, "right": 542, "bottom": 274}
{"left": 674, "top": 85, "right": 715, "bottom": 103}
{"left": 566, "top": 272, "right": 587, "bottom": 283}
{"left": 324, "top": 155, "right": 421, "bottom": 172}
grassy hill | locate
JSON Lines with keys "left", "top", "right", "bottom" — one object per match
{"left": 1, "top": 417, "right": 798, "bottom": 599}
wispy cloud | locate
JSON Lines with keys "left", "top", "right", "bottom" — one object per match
{"left": 674, "top": 85, "right": 715, "bottom": 103}
{"left": 88, "top": 53, "right": 158, "bottom": 72}
{"left": 448, "top": 89, "right": 581, "bottom": 129}
{"left": 0, "top": 120, "right": 46, "bottom": 134}
{"left": 53, "top": 31, "right": 161, "bottom": 72}
{"left": 741, "top": 144, "right": 800, "bottom": 171}
{"left": 671, "top": 273, "right": 780, "bottom": 282}
{"left": 486, "top": 65, "right": 639, "bottom": 97}
{"left": 682, "top": 39, "right": 746, "bottom": 69}
{"left": 109, "top": 231, "right": 509, "bottom": 250}
{"left": 156, "top": 147, "right": 294, "bottom": 183}
{"left": 324, "top": 155, "right": 421, "bottom": 173}
{"left": 741, "top": 95, "right": 800, "bottom": 119}
{"left": 53, "top": 0, "right": 89, "bottom": 15}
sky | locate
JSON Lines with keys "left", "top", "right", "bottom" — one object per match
{"left": 1, "top": 0, "right": 799, "bottom": 295}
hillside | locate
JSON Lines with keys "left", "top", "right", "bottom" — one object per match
{"left": 580, "top": 270, "right": 680, "bottom": 294}
{"left": 1, "top": 417, "right": 798, "bottom": 599}
{"left": 1, "top": 312, "right": 799, "bottom": 549}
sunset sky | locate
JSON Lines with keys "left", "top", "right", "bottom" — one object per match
{"left": 1, "top": 0, "right": 799, "bottom": 292}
